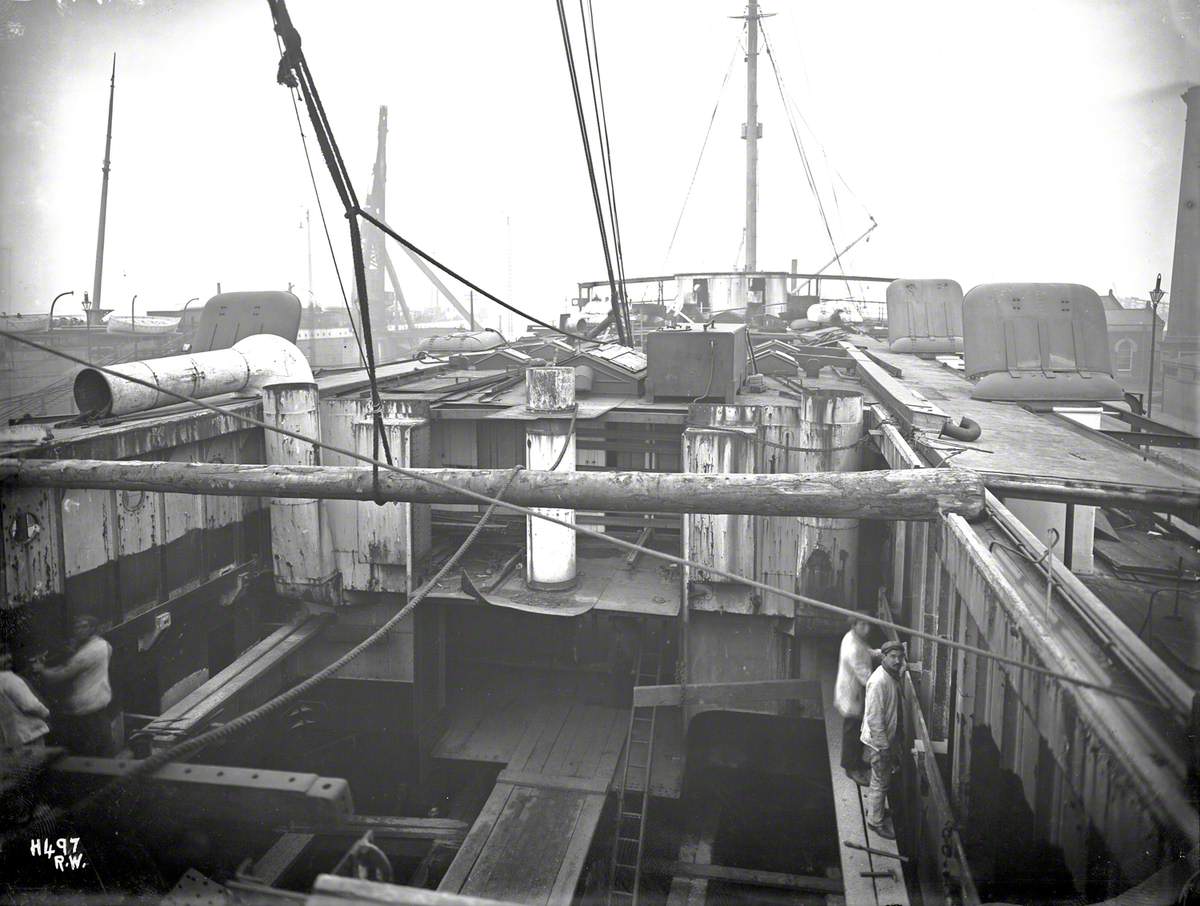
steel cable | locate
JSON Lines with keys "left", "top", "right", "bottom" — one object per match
{"left": 0, "top": 327, "right": 1167, "bottom": 711}
{"left": 355, "top": 208, "right": 598, "bottom": 344}
{"left": 579, "top": 0, "right": 631, "bottom": 343}
{"left": 6, "top": 465, "right": 524, "bottom": 842}
{"left": 554, "top": 0, "right": 626, "bottom": 345}
{"left": 283, "top": 72, "right": 366, "bottom": 368}
{"left": 665, "top": 34, "right": 742, "bottom": 266}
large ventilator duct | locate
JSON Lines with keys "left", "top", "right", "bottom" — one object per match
{"left": 73, "top": 334, "right": 313, "bottom": 417}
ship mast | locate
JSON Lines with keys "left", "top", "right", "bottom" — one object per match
{"left": 744, "top": 0, "right": 759, "bottom": 272}
{"left": 92, "top": 54, "right": 116, "bottom": 312}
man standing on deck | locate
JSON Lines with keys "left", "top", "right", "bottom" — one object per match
{"left": 835, "top": 617, "right": 878, "bottom": 787}
{"left": 0, "top": 649, "right": 50, "bottom": 750}
{"left": 861, "top": 639, "right": 905, "bottom": 840}
{"left": 34, "top": 615, "right": 114, "bottom": 757}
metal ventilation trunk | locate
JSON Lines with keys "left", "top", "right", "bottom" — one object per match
{"left": 886, "top": 278, "right": 964, "bottom": 355}
{"left": 963, "top": 283, "right": 1125, "bottom": 403}
{"left": 645, "top": 323, "right": 749, "bottom": 403}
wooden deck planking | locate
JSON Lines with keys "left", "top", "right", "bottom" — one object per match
{"left": 820, "top": 662, "right": 909, "bottom": 906}
{"left": 433, "top": 695, "right": 493, "bottom": 760}
{"left": 547, "top": 793, "right": 607, "bottom": 906}
{"left": 437, "top": 782, "right": 516, "bottom": 895}
{"left": 440, "top": 700, "right": 629, "bottom": 905}
{"left": 459, "top": 787, "right": 582, "bottom": 903}
{"left": 513, "top": 700, "right": 575, "bottom": 775}
{"left": 551, "top": 705, "right": 610, "bottom": 778}
{"left": 434, "top": 695, "right": 570, "bottom": 765}
{"left": 864, "top": 343, "right": 1193, "bottom": 491}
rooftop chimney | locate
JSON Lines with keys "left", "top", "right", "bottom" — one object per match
{"left": 1161, "top": 86, "right": 1200, "bottom": 433}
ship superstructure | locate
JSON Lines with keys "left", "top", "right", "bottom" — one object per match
{"left": 0, "top": 3, "right": 1197, "bottom": 905}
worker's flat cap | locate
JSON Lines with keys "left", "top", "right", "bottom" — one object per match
{"left": 881, "top": 640, "right": 905, "bottom": 656}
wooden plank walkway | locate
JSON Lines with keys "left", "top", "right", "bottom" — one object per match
{"left": 820, "top": 661, "right": 910, "bottom": 906}
{"left": 143, "top": 615, "right": 326, "bottom": 753}
{"left": 438, "top": 701, "right": 628, "bottom": 906}
{"left": 863, "top": 341, "right": 1195, "bottom": 492}
{"left": 434, "top": 682, "right": 685, "bottom": 799}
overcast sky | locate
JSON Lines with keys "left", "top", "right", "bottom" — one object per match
{"left": 3, "top": 0, "right": 1199, "bottom": 330}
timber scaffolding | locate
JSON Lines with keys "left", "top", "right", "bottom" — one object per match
{"left": 0, "top": 331, "right": 1197, "bottom": 906}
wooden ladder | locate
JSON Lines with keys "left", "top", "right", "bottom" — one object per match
{"left": 607, "top": 638, "right": 663, "bottom": 906}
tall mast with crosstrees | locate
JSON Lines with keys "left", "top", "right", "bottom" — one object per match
{"left": 744, "top": 0, "right": 759, "bottom": 272}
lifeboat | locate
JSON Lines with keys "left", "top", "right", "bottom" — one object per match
{"left": 0, "top": 314, "right": 49, "bottom": 332}
{"left": 417, "top": 328, "right": 506, "bottom": 354}
{"left": 805, "top": 301, "right": 863, "bottom": 325}
{"left": 106, "top": 314, "right": 181, "bottom": 335}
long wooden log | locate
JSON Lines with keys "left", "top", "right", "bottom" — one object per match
{"left": 0, "top": 459, "right": 984, "bottom": 520}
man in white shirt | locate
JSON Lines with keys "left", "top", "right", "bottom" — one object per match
{"left": 834, "top": 617, "right": 878, "bottom": 787}
{"left": 0, "top": 649, "right": 50, "bottom": 750}
{"left": 861, "top": 639, "right": 905, "bottom": 839}
{"left": 35, "top": 615, "right": 114, "bottom": 757}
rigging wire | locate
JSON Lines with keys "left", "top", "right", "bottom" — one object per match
{"left": 581, "top": 0, "right": 631, "bottom": 343}
{"left": 664, "top": 33, "right": 743, "bottom": 266}
{"left": 759, "top": 22, "right": 847, "bottom": 292}
{"left": 355, "top": 209, "right": 597, "bottom": 343}
{"left": 268, "top": 0, "right": 393, "bottom": 474}
{"left": 22, "top": 463, "right": 525, "bottom": 839}
{"left": 282, "top": 72, "right": 366, "bottom": 368}
{"left": 554, "top": 0, "right": 627, "bottom": 345}
{"left": 0, "top": 326, "right": 1171, "bottom": 714}
{"left": 776, "top": 71, "right": 872, "bottom": 221}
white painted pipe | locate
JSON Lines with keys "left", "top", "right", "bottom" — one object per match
{"left": 262, "top": 381, "right": 340, "bottom": 606}
{"left": 525, "top": 367, "right": 577, "bottom": 590}
{"left": 73, "top": 334, "right": 313, "bottom": 416}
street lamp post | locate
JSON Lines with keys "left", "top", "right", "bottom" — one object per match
{"left": 46, "top": 290, "right": 75, "bottom": 331}
{"left": 1146, "top": 274, "right": 1166, "bottom": 417}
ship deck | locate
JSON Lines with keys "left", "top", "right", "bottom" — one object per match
{"left": 860, "top": 341, "right": 1196, "bottom": 494}
{"left": 433, "top": 670, "right": 685, "bottom": 798}
{"left": 820, "top": 658, "right": 910, "bottom": 906}
{"left": 427, "top": 534, "right": 683, "bottom": 618}
{"left": 437, "top": 697, "right": 629, "bottom": 905}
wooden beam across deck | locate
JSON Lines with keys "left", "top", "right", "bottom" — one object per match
{"left": 632, "top": 678, "right": 821, "bottom": 710}
{"left": 1, "top": 459, "right": 986, "bottom": 520}
{"left": 312, "top": 874, "right": 513, "bottom": 905}
{"left": 253, "top": 832, "right": 315, "bottom": 886}
{"left": 646, "top": 860, "right": 842, "bottom": 895}
{"left": 49, "top": 757, "right": 353, "bottom": 828}
{"left": 140, "top": 614, "right": 327, "bottom": 753}
{"left": 841, "top": 341, "right": 950, "bottom": 434}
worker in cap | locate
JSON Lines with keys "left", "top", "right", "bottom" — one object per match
{"left": 860, "top": 639, "right": 905, "bottom": 839}
{"left": 834, "top": 616, "right": 879, "bottom": 787}
{"left": 34, "top": 615, "right": 114, "bottom": 757}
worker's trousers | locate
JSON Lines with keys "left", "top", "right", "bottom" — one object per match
{"left": 841, "top": 714, "right": 864, "bottom": 773}
{"left": 864, "top": 745, "right": 895, "bottom": 827}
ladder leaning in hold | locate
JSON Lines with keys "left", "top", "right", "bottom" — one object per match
{"left": 607, "top": 638, "right": 666, "bottom": 905}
